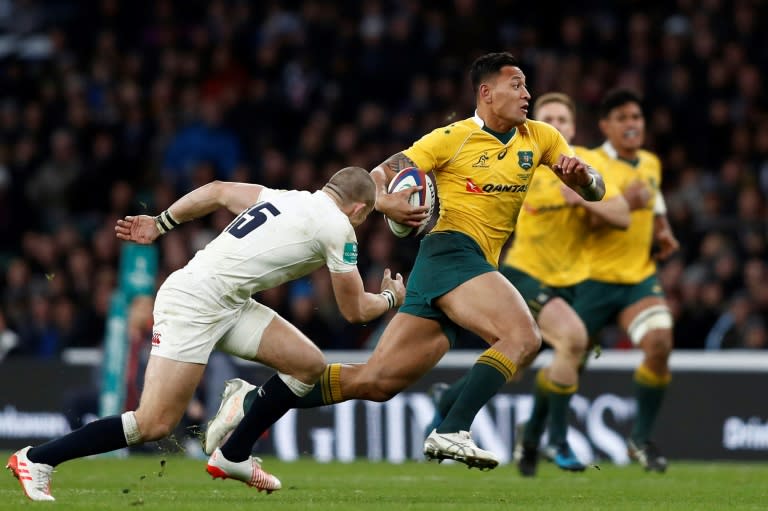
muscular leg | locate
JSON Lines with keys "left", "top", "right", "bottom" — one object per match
{"left": 221, "top": 314, "right": 326, "bottom": 461}
{"left": 29, "top": 355, "right": 205, "bottom": 467}
{"left": 296, "top": 313, "right": 450, "bottom": 407}
{"left": 435, "top": 272, "right": 541, "bottom": 433}
{"left": 529, "top": 298, "right": 588, "bottom": 448}
{"left": 619, "top": 297, "right": 673, "bottom": 446}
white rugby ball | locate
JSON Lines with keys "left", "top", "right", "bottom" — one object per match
{"left": 385, "top": 167, "right": 436, "bottom": 238}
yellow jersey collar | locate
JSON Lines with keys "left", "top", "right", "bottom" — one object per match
{"left": 601, "top": 141, "right": 619, "bottom": 159}
{"left": 472, "top": 110, "right": 529, "bottom": 135}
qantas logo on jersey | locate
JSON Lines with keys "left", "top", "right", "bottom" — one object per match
{"left": 466, "top": 178, "right": 528, "bottom": 194}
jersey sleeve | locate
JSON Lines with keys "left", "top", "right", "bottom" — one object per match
{"left": 402, "top": 126, "right": 455, "bottom": 172}
{"left": 318, "top": 221, "right": 359, "bottom": 274}
{"left": 538, "top": 123, "right": 574, "bottom": 166}
{"left": 257, "top": 187, "right": 288, "bottom": 203}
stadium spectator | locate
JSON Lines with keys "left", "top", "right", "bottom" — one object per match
{"left": 0, "top": 0, "right": 766, "bottom": 371}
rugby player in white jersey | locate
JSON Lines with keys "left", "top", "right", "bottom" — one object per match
{"left": 6, "top": 166, "right": 406, "bottom": 501}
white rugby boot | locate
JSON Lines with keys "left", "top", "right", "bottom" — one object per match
{"left": 204, "top": 378, "right": 256, "bottom": 455}
{"left": 6, "top": 446, "right": 55, "bottom": 501}
{"left": 423, "top": 429, "right": 500, "bottom": 470}
{"left": 206, "top": 448, "right": 281, "bottom": 493}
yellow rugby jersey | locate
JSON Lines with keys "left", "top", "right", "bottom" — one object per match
{"left": 585, "top": 142, "right": 661, "bottom": 284}
{"left": 502, "top": 146, "right": 621, "bottom": 286}
{"left": 403, "top": 114, "right": 573, "bottom": 266}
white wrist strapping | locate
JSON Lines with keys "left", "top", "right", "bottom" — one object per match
{"left": 584, "top": 173, "right": 597, "bottom": 191}
{"left": 381, "top": 290, "right": 396, "bottom": 310}
{"left": 154, "top": 209, "right": 180, "bottom": 234}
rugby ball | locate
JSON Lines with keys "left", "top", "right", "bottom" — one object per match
{"left": 385, "top": 167, "right": 436, "bottom": 238}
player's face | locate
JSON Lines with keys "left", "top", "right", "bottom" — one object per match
{"left": 486, "top": 66, "right": 531, "bottom": 126}
{"left": 600, "top": 102, "right": 645, "bottom": 151}
{"left": 535, "top": 102, "right": 575, "bottom": 143}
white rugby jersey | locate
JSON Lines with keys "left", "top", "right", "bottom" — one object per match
{"left": 161, "top": 188, "right": 358, "bottom": 308}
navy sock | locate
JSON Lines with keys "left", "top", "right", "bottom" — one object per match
{"left": 27, "top": 416, "right": 128, "bottom": 467}
{"left": 220, "top": 375, "right": 299, "bottom": 462}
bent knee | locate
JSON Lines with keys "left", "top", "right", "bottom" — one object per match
{"left": 641, "top": 330, "right": 673, "bottom": 359}
{"left": 288, "top": 353, "right": 326, "bottom": 384}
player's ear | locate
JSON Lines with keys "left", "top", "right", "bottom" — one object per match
{"left": 598, "top": 118, "right": 609, "bottom": 136}
{"left": 350, "top": 202, "right": 368, "bottom": 220}
{"left": 478, "top": 83, "right": 492, "bottom": 104}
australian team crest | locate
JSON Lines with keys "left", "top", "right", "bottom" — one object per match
{"left": 517, "top": 150, "right": 534, "bottom": 170}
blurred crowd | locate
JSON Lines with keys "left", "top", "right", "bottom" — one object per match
{"left": 1, "top": 0, "right": 767, "bottom": 362}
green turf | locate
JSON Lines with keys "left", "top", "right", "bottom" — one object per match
{"left": 2, "top": 453, "right": 767, "bottom": 510}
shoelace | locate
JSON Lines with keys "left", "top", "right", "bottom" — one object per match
{"left": 248, "top": 457, "right": 277, "bottom": 489}
{"left": 29, "top": 464, "right": 53, "bottom": 494}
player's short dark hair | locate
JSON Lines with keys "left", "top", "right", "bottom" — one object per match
{"left": 599, "top": 88, "right": 643, "bottom": 119}
{"left": 533, "top": 92, "right": 576, "bottom": 121}
{"left": 325, "top": 166, "right": 375, "bottom": 208}
{"left": 469, "top": 52, "right": 520, "bottom": 95}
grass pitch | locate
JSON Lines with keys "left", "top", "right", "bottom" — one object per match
{"left": 2, "top": 453, "right": 766, "bottom": 510}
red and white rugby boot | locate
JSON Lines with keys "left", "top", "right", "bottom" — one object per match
{"left": 6, "top": 446, "right": 55, "bottom": 501}
{"left": 206, "top": 448, "right": 281, "bottom": 494}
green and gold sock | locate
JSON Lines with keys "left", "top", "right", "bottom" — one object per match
{"left": 543, "top": 376, "right": 577, "bottom": 448}
{"left": 523, "top": 368, "right": 550, "bottom": 447}
{"left": 631, "top": 363, "right": 671, "bottom": 445}
{"left": 435, "top": 374, "right": 470, "bottom": 418}
{"left": 437, "top": 348, "right": 517, "bottom": 433}
{"left": 294, "top": 364, "right": 344, "bottom": 409}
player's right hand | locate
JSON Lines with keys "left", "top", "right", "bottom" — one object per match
{"left": 623, "top": 180, "right": 651, "bottom": 210}
{"left": 380, "top": 268, "right": 406, "bottom": 307}
{"left": 376, "top": 187, "right": 430, "bottom": 227}
{"left": 115, "top": 215, "right": 161, "bottom": 244}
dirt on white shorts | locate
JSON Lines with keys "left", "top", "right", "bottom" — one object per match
{"left": 150, "top": 286, "right": 277, "bottom": 364}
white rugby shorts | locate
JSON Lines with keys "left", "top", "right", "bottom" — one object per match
{"left": 150, "top": 285, "right": 276, "bottom": 364}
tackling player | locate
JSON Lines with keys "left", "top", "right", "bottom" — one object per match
{"left": 6, "top": 167, "right": 405, "bottom": 501}
{"left": 203, "top": 52, "right": 607, "bottom": 471}
{"left": 427, "top": 92, "right": 630, "bottom": 476}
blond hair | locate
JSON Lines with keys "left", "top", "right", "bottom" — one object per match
{"left": 533, "top": 92, "right": 576, "bottom": 121}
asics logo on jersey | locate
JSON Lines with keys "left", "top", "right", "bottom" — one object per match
{"left": 472, "top": 152, "right": 490, "bottom": 168}
{"left": 466, "top": 178, "right": 528, "bottom": 194}
{"left": 151, "top": 331, "right": 161, "bottom": 346}
{"left": 498, "top": 148, "right": 508, "bottom": 160}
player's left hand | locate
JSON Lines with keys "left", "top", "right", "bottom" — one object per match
{"left": 380, "top": 268, "right": 406, "bottom": 307}
{"left": 654, "top": 228, "right": 680, "bottom": 261}
{"left": 551, "top": 154, "right": 592, "bottom": 188}
{"left": 115, "top": 215, "right": 162, "bottom": 244}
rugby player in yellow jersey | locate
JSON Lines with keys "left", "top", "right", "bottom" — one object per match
{"left": 426, "top": 93, "right": 630, "bottom": 475}
{"left": 204, "top": 52, "right": 607, "bottom": 471}
{"left": 576, "top": 88, "right": 680, "bottom": 472}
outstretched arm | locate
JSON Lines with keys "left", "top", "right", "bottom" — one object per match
{"left": 115, "top": 181, "right": 265, "bottom": 244}
{"left": 561, "top": 186, "right": 631, "bottom": 230}
{"left": 329, "top": 268, "right": 406, "bottom": 323}
{"left": 371, "top": 152, "right": 430, "bottom": 226}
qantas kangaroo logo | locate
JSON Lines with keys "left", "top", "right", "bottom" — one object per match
{"left": 466, "top": 178, "right": 483, "bottom": 193}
